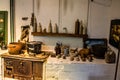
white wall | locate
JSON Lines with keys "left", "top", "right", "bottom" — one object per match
{"left": 15, "top": 0, "right": 88, "bottom": 48}
{"left": 0, "top": 0, "right": 120, "bottom": 49}
{"left": 107, "top": 0, "right": 120, "bottom": 80}
{"left": 60, "top": 0, "right": 88, "bottom": 33}
{"left": 14, "top": 0, "right": 120, "bottom": 48}
{"left": 14, "top": 0, "right": 33, "bottom": 41}
{"left": 0, "top": 0, "right": 10, "bottom": 11}
{"left": 88, "top": 0, "right": 120, "bottom": 38}
{"left": 0, "top": 0, "right": 10, "bottom": 43}
{"left": 88, "top": 1, "right": 109, "bottom": 38}
{"left": 88, "top": 0, "right": 120, "bottom": 80}
{"left": 1, "top": 0, "right": 120, "bottom": 80}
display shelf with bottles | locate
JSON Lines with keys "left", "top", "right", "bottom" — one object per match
{"left": 31, "top": 32, "right": 88, "bottom": 39}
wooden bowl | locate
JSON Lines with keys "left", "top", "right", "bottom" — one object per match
{"left": 8, "top": 42, "right": 23, "bottom": 55}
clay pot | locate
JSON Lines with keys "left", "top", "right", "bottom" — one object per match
{"left": 8, "top": 42, "right": 24, "bottom": 55}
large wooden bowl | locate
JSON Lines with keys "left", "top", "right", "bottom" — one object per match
{"left": 8, "top": 42, "right": 24, "bottom": 55}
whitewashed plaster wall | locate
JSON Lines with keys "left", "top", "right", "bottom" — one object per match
{"left": 89, "top": 0, "right": 120, "bottom": 80}
{"left": 88, "top": 0, "right": 120, "bottom": 79}
{"left": 107, "top": 0, "right": 120, "bottom": 80}
{"left": 14, "top": 0, "right": 120, "bottom": 48}
{"left": 15, "top": 0, "right": 88, "bottom": 48}
{"left": 88, "top": 0, "right": 120, "bottom": 39}
{"left": 0, "top": 0, "right": 120, "bottom": 49}
{"left": 88, "top": 1, "right": 110, "bottom": 38}
{"left": 0, "top": 0, "right": 10, "bottom": 43}
{"left": 0, "top": 0, "right": 120, "bottom": 80}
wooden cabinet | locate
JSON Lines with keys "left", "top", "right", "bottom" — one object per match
{"left": 0, "top": 52, "right": 48, "bottom": 80}
{"left": 3, "top": 58, "right": 44, "bottom": 80}
{"left": 33, "top": 62, "right": 44, "bottom": 80}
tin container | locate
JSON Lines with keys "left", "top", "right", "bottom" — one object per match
{"left": 27, "top": 41, "right": 42, "bottom": 54}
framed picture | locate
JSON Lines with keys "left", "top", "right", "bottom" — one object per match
{"left": 109, "top": 19, "right": 120, "bottom": 49}
{"left": 83, "top": 38, "right": 107, "bottom": 48}
{"left": 83, "top": 38, "right": 107, "bottom": 58}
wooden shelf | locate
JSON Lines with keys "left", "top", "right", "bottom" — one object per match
{"left": 31, "top": 32, "right": 88, "bottom": 39}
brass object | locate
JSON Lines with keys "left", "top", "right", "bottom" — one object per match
{"left": 0, "top": 18, "right": 4, "bottom": 23}
{"left": 79, "top": 48, "right": 90, "bottom": 61}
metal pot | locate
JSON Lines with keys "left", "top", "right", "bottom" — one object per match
{"left": 27, "top": 41, "right": 42, "bottom": 54}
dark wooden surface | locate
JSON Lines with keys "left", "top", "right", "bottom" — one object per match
{"left": 31, "top": 32, "right": 88, "bottom": 39}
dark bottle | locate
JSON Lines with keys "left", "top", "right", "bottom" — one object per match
{"left": 54, "top": 23, "right": 58, "bottom": 33}
{"left": 80, "top": 20, "right": 83, "bottom": 35}
{"left": 48, "top": 20, "right": 52, "bottom": 33}
{"left": 75, "top": 19, "right": 80, "bottom": 35}
{"left": 39, "top": 23, "right": 42, "bottom": 33}
{"left": 30, "top": 13, "right": 37, "bottom": 32}
{"left": 30, "top": 13, "right": 35, "bottom": 27}
{"left": 34, "top": 18, "right": 37, "bottom": 32}
{"left": 55, "top": 43, "right": 61, "bottom": 55}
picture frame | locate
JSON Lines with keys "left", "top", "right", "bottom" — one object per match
{"left": 83, "top": 38, "right": 107, "bottom": 48}
{"left": 109, "top": 19, "right": 120, "bottom": 49}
